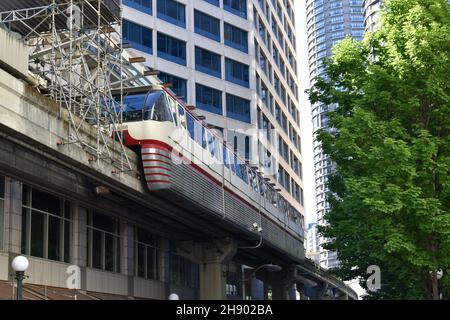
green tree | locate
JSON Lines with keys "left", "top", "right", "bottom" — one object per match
{"left": 308, "top": 0, "right": 450, "bottom": 299}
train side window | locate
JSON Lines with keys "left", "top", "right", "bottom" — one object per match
{"left": 187, "top": 113, "right": 195, "bottom": 138}
{"left": 194, "top": 121, "right": 203, "bottom": 147}
{"left": 207, "top": 132, "right": 215, "bottom": 158}
{"left": 178, "top": 105, "right": 186, "bottom": 129}
{"left": 223, "top": 146, "right": 230, "bottom": 168}
{"left": 240, "top": 164, "right": 249, "bottom": 184}
{"left": 230, "top": 151, "right": 237, "bottom": 174}
{"left": 169, "top": 98, "right": 178, "bottom": 125}
{"left": 214, "top": 140, "right": 221, "bottom": 160}
{"left": 235, "top": 155, "right": 242, "bottom": 178}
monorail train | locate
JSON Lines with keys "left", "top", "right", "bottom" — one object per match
{"left": 115, "top": 85, "right": 304, "bottom": 242}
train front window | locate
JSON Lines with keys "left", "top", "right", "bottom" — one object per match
{"left": 123, "top": 93, "right": 146, "bottom": 122}
{"left": 144, "top": 91, "right": 173, "bottom": 122}
{"left": 122, "top": 90, "right": 174, "bottom": 122}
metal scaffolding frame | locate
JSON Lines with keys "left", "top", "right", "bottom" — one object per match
{"left": 0, "top": 0, "right": 152, "bottom": 171}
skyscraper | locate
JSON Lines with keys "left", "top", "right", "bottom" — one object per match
{"left": 122, "top": 0, "right": 305, "bottom": 215}
{"left": 305, "top": 0, "right": 365, "bottom": 269}
{"left": 363, "top": 0, "right": 383, "bottom": 32}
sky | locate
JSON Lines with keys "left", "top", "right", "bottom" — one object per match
{"left": 295, "top": 0, "right": 317, "bottom": 225}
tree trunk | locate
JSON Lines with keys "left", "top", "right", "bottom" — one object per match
{"left": 430, "top": 272, "right": 440, "bottom": 300}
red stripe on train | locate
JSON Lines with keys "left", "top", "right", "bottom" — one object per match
{"left": 143, "top": 166, "right": 172, "bottom": 171}
{"left": 145, "top": 173, "right": 171, "bottom": 178}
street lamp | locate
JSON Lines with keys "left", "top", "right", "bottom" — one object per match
{"left": 168, "top": 293, "right": 179, "bottom": 300}
{"left": 11, "top": 255, "right": 29, "bottom": 300}
{"left": 241, "top": 264, "right": 282, "bottom": 300}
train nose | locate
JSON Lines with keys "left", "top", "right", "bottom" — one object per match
{"left": 141, "top": 143, "right": 172, "bottom": 190}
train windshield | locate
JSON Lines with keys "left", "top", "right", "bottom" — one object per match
{"left": 122, "top": 90, "right": 173, "bottom": 122}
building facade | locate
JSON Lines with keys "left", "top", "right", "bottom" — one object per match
{"left": 121, "top": 0, "right": 304, "bottom": 214}
{"left": 363, "top": 0, "right": 383, "bottom": 32}
{"left": 305, "top": 222, "right": 320, "bottom": 265}
{"left": 305, "top": 0, "right": 365, "bottom": 269}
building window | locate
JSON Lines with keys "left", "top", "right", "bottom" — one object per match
{"left": 245, "top": 136, "right": 250, "bottom": 160}
{"left": 224, "top": 23, "right": 248, "bottom": 53}
{"left": 167, "top": 242, "right": 199, "bottom": 288}
{"left": 135, "top": 227, "right": 159, "bottom": 280}
{"left": 226, "top": 93, "right": 250, "bottom": 123}
{"left": 194, "top": 10, "right": 220, "bottom": 42}
{"left": 196, "top": 83, "right": 223, "bottom": 115}
{"left": 159, "top": 72, "right": 187, "bottom": 100}
{"left": 223, "top": 0, "right": 247, "bottom": 19}
{"left": 21, "top": 186, "right": 71, "bottom": 263}
{"left": 157, "top": 0, "right": 186, "bottom": 28}
{"left": 87, "top": 211, "right": 121, "bottom": 272}
{"left": 123, "top": 0, "right": 152, "bottom": 15}
{"left": 0, "top": 176, "right": 4, "bottom": 250}
{"left": 157, "top": 32, "right": 186, "bottom": 66}
{"left": 195, "top": 46, "right": 222, "bottom": 78}
{"left": 123, "top": 20, "right": 152, "bottom": 54}
{"left": 204, "top": 0, "right": 220, "bottom": 6}
{"left": 225, "top": 58, "right": 249, "bottom": 87}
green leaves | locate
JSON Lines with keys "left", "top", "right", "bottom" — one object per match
{"left": 309, "top": 0, "right": 450, "bottom": 299}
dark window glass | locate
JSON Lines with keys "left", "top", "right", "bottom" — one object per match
{"left": 32, "top": 189, "right": 60, "bottom": 216}
{"left": 105, "top": 233, "right": 115, "bottom": 272}
{"left": 224, "top": 23, "right": 248, "bottom": 53}
{"left": 194, "top": 10, "right": 220, "bottom": 42}
{"left": 123, "top": 0, "right": 152, "bottom": 14}
{"left": 92, "top": 230, "right": 102, "bottom": 269}
{"left": 159, "top": 72, "right": 187, "bottom": 100}
{"left": 223, "top": 0, "right": 247, "bottom": 19}
{"left": 226, "top": 93, "right": 250, "bottom": 123}
{"left": 0, "top": 176, "right": 4, "bottom": 198}
{"left": 195, "top": 47, "right": 221, "bottom": 78}
{"left": 195, "top": 83, "right": 222, "bottom": 115}
{"left": 137, "top": 243, "right": 146, "bottom": 277}
{"left": 225, "top": 58, "right": 249, "bottom": 87}
{"left": 93, "top": 212, "right": 114, "bottom": 233}
{"left": 157, "top": 33, "right": 186, "bottom": 65}
{"left": 122, "top": 20, "right": 153, "bottom": 54}
{"left": 30, "top": 211, "right": 44, "bottom": 258}
{"left": 48, "top": 216, "right": 61, "bottom": 261}
{"left": 21, "top": 207, "right": 27, "bottom": 254}
{"left": 64, "top": 220, "right": 71, "bottom": 263}
{"left": 157, "top": 0, "right": 186, "bottom": 27}
{"left": 204, "top": 0, "right": 219, "bottom": 6}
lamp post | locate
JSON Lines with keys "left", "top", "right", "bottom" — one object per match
{"left": 11, "top": 255, "right": 29, "bottom": 300}
{"left": 168, "top": 293, "right": 179, "bottom": 300}
{"left": 241, "top": 264, "right": 282, "bottom": 300}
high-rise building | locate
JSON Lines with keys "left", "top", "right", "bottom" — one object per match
{"left": 305, "top": 0, "right": 365, "bottom": 269}
{"left": 122, "top": 0, "right": 304, "bottom": 213}
{"left": 306, "top": 222, "right": 320, "bottom": 265}
{"left": 363, "top": 0, "right": 383, "bottom": 32}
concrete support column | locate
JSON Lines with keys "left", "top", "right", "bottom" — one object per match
{"left": 3, "top": 177, "right": 22, "bottom": 254}
{"left": 250, "top": 278, "right": 265, "bottom": 300}
{"left": 120, "top": 221, "right": 135, "bottom": 297}
{"left": 72, "top": 205, "right": 87, "bottom": 291}
{"left": 181, "top": 239, "right": 237, "bottom": 300}
{"left": 120, "top": 222, "right": 134, "bottom": 276}
{"left": 72, "top": 205, "right": 87, "bottom": 267}
{"left": 199, "top": 239, "right": 237, "bottom": 300}
{"left": 262, "top": 265, "right": 297, "bottom": 301}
